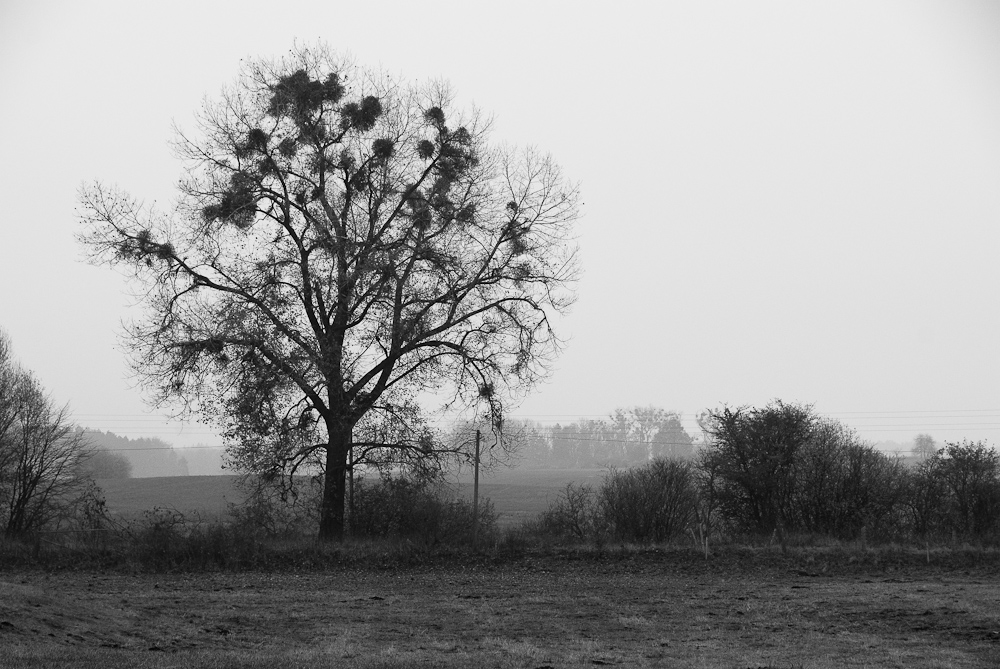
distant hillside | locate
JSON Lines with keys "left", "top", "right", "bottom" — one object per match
{"left": 84, "top": 430, "right": 189, "bottom": 478}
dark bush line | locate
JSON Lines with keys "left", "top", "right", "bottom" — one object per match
{"left": 8, "top": 525, "right": 1000, "bottom": 574}
{"left": 7, "top": 398, "right": 1000, "bottom": 572}
{"left": 538, "top": 405, "right": 1000, "bottom": 548}
{"left": 0, "top": 473, "right": 500, "bottom": 571}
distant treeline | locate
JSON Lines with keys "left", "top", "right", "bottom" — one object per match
{"left": 509, "top": 407, "right": 695, "bottom": 469}
{"left": 77, "top": 430, "right": 227, "bottom": 478}
{"left": 78, "top": 430, "right": 187, "bottom": 478}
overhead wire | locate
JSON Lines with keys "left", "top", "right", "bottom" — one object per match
{"left": 73, "top": 407, "right": 1000, "bottom": 458}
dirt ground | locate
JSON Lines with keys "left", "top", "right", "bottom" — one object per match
{"left": 2, "top": 553, "right": 999, "bottom": 668}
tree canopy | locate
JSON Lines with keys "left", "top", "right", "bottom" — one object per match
{"left": 78, "top": 45, "right": 580, "bottom": 539}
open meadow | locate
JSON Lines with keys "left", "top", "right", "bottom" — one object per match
{"left": 2, "top": 551, "right": 999, "bottom": 668}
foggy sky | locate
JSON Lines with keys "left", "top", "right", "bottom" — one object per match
{"left": 1, "top": 0, "right": 999, "bottom": 450}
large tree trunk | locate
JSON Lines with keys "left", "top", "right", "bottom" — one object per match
{"left": 319, "top": 424, "right": 351, "bottom": 541}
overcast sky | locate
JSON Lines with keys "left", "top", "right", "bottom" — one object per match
{"left": 2, "top": 0, "right": 999, "bottom": 451}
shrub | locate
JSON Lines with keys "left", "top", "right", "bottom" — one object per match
{"left": 540, "top": 482, "right": 603, "bottom": 541}
{"left": 698, "top": 401, "right": 816, "bottom": 536}
{"left": 699, "top": 402, "right": 910, "bottom": 542}
{"left": 537, "top": 459, "right": 699, "bottom": 545}
{"left": 600, "top": 459, "right": 699, "bottom": 543}
{"left": 229, "top": 475, "right": 321, "bottom": 539}
{"left": 790, "top": 421, "right": 906, "bottom": 540}
{"left": 903, "top": 457, "right": 950, "bottom": 540}
{"left": 910, "top": 440, "right": 1000, "bottom": 541}
{"left": 349, "top": 473, "right": 496, "bottom": 546}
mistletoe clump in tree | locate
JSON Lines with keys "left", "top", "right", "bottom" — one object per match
{"left": 78, "top": 46, "right": 579, "bottom": 539}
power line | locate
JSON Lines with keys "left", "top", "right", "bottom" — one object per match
{"left": 94, "top": 445, "right": 225, "bottom": 452}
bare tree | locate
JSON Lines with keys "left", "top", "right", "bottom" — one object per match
{"left": 698, "top": 401, "right": 816, "bottom": 536}
{"left": 0, "top": 331, "right": 92, "bottom": 537}
{"left": 78, "top": 45, "right": 579, "bottom": 539}
{"left": 913, "top": 433, "right": 937, "bottom": 460}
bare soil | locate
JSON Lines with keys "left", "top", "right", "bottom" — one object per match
{"left": 2, "top": 553, "right": 999, "bottom": 668}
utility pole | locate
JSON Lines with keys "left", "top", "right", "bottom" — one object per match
{"left": 472, "top": 429, "right": 481, "bottom": 549}
{"left": 347, "top": 446, "right": 354, "bottom": 536}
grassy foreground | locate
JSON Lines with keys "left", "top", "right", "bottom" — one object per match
{"left": 2, "top": 550, "right": 999, "bottom": 668}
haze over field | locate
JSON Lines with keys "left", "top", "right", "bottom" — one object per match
{"left": 2, "top": 1, "right": 1000, "bottom": 452}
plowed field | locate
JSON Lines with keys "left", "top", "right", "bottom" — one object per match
{"left": 2, "top": 553, "right": 998, "bottom": 668}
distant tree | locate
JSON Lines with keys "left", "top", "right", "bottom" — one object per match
{"left": 609, "top": 407, "right": 694, "bottom": 464}
{"left": 78, "top": 45, "right": 579, "bottom": 539}
{"left": 539, "top": 409, "right": 693, "bottom": 468}
{"left": 79, "top": 441, "right": 133, "bottom": 479}
{"left": 0, "top": 331, "right": 93, "bottom": 537}
{"left": 82, "top": 431, "right": 188, "bottom": 478}
{"left": 546, "top": 424, "right": 572, "bottom": 467}
{"left": 576, "top": 419, "right": 615, "bottom": 467}
{"left": 550, "top": 417, "right": 622, "bottom": 468}
{"left": 650, "top": 412, "right": 695, "bottom": 460}
{"left": 913, "top": 433, "right": 937, "bottom": 460}
{"left": 501, "top": 419, "right": 550, "bottom": 468}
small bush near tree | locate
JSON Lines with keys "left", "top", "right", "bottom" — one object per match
{"left": 540, "top": 482, "right": 603, "bottom": 541}
{"left": 350, "top": 473, "right": 496, "bottom": 546}
{"left": 601, "top": 459, "right": 698, "bottom": 543}
{"left": 229, "top": 475, "right": 321, "bottom": 539}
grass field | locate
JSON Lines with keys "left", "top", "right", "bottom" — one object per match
{"left": 96, "top": 468, "right": 604, "bottom": 526}
{"left": 96, "top": 476, "right": 245, "bottom": 519}
{"left": 2, "top": 552, "right": 999, "bottom": 668}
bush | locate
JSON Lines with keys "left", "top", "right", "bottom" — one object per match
{"left": 903, "top": 457, "right": 951, "bottom": 540}
{"left": 698, "top": 401, "right": 815, "bottom": 536}
{"left": 349, "top": 473, "right": 496, "bottom": 546}
{"left": 905, "top": 441, "right": 1000, "bottom": 542}
{"left": 229, "top": 475, "right": 321, "bottom": 539}
{"left": 540, "top": 482, "right": 603, "bottom": 541}
{"left": 538, "top": 459, "right": 699, "bottom": 545}
{"left": 600, "top": 459, "right": 698, "bottom": 543}
{"left": 699, "top": 402, "right": 909, "bottom": 542}
{"left": 790, "top": 421, "right": 906, "bottom": 540}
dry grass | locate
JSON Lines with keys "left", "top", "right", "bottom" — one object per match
{"left": 2, "top": 553, "right": 999, "bottom": 668}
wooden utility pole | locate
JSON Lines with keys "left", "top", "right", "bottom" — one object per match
{"left": 472, "top": 429, "right": 481, "bottom": 549}
{"left": 347, "top": 447, "right": 354, "bottom": 536}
